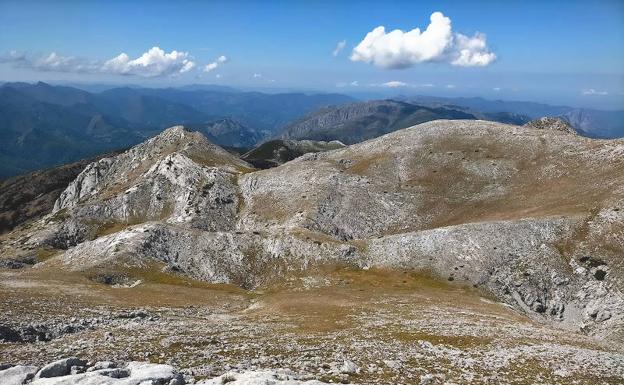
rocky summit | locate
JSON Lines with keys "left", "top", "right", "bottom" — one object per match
{"left": 1, "top": 119, "right": 624, "bottom": 384}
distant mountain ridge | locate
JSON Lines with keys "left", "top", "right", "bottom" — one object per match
{"left": 187, "top": 118, "right": 265, "bottom": 148}
{"left": 0, "top": 82, "right": 354, "bottom": 178}
{"left": 404, "top": 95, "right": 624, "bottom": 138}
{"left": 2, "top": 81, "right": 621, "bottom": 179}
{"left": 279, "top": 100, "right": 476, "bottom": 144}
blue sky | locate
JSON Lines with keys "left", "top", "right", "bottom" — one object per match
{"left": 1, "top": 0, "right": 623, "bottom": 109}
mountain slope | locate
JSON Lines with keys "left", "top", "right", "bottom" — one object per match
{"left": 279, "top": 100, "right": 476, "bottom": 144}
{"left": 135, "top": 88, "right": 355, "bottom": 132}
{"left": 0, "top": 85, "right": 143, "bottom": 178}
{"left": 2, "top": 120, "right": 623, "bottom": 344}
{"left": 0, "top": 153, "right": 118, "bottom": 234}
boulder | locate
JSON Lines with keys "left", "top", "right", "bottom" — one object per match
{"left": 339, "top": 360, "right": 359, "bottom": 374}
{"left": 0, "top": 365, "right": 38, "bottom": 385}
{"left": 34, "top": 357, "right": 87, "bottom": 379}
{"left": 31, "top": 361, "right": 180, "bottom": 385}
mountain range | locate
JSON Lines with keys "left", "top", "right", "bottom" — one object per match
{"left": 1, "top": 81, "right": 623, "bottom": 179}
{"left": 403, "top": 95, "right": 624, "bottom": 138}
{"left": 0, "top": 82, "right": 353, "bottom": 178}
{"left": 278, "top": 100, "right": 476, "bottom": 144}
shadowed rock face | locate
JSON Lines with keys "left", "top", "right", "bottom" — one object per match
{"left": 0, "top": 153, "right": 120, "bottom": 234}
{"left": 242, "top": 139, "right": 345, "bottom": 169}
{"left": 2, "top": 120, "right": 623, "bottom": 342}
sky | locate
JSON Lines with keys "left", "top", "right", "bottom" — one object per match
{"left": 1, "top": 0, "right": 623, "bottom": 109}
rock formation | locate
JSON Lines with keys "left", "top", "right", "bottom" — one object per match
{"left": 524, "top": 116, "right": 578, "bottom": 135}
{"left": 2, "top": 119, "right": 623, "bottom": 342}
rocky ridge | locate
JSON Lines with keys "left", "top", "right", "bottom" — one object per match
{"left": 278, "top": 100, "right": 476, "bottom": 144}
{"left": 2, "top": 120, "right": 623, "bottom": 343}
{"left": 524, "top": 116, "right": 578, "bottom": 135}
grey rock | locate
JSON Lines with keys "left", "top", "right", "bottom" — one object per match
{"left": 31, "top": 362, "right": 178, "bottom": 385}
{"left": 0, "top": 365, "right": 38, "bottom": 385}
{"left": 86, "top": 362, "right": 116, "bottom": 372}
{"left": 34, "top": 357, "right": 87, "bottom": 379}
{"left": 339, "top": 360, "right": 359, "bottom": 374}
{"left": 524, "top": 117, "right": 578, "bottom": 135}
{"left": 0, "top": 325, "right": 22, "bottom": 342}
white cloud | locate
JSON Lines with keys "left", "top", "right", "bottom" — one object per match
{"left": 203, "top": 55, "right": 227, "bottom": 73}
{"left": 493, "top": 87, "right": 501, "bottom": 91}
{"left": 350, "top": 80, "right": 359, "bottom": 86}
{"left": 382, "top": 81, "right": 409, "bottom": 88}
{"left": 351, "top": 12, "right": 496, "bottom": 68}
{"left": 2, "top": 47, "right": 197, "bottom": 77}
{"left": 446, "top": 84, "right": 456, "bottom": 89}
{"left": 37, "top": 52, "right": 101, "bottom": 73}
{"left": 333, "top": 40, "right": 347, "bottom": 56}
{"left": 215, "top": 74, "right": 222, "bottom": 79}
{"left": 582, "top": 89, "right": 608, "bottom": 96}
{"left": 253, "top": 73, "right": 262, "bottom": 78}
{"left": 451, "top": 32, "right": 496, "bottom": 66}
{"left": 102, "top": 47, "right": 195, "bottom": 77}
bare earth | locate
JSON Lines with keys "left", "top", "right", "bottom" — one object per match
{"left": 1, "top": 264, "right": 623, "bottom": 384}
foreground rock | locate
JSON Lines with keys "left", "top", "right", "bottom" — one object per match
{"left": 0, "top": 365, "right": 38, "bottom": 385}
{"left": 33, "top": 357, "right": 87, "bottom": 379}
{"left": 198, "top": 370, "right": 329, "bottom": 384}
{"left": 0, "top": 361, "right": 183, "bottom": 385}
{"left": 0, "top": 360, "right": 331, "bottom": 385}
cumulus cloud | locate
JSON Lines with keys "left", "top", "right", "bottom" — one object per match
{"left": 102, "top": 47, "right": 195, "bottom": 77}
{"left": 382, "top": 81, "right": 408, "bottom": 88}
{"left": 1, "top": 47, "right": 197, "bottom": 77}
{"left": 451, "top": 32, "right": 496, "bottom": 67}
{"left": 333, "top": 40, "right": 347, "bottom": 56}
{"left": 582, "top": 89, "right": 608, "bottom": 96}
{"left": 351, "top": 12, "right": 496, "bottom": 68}
{"left": 203, "top": 55, "right": 227, "bottom": 72}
